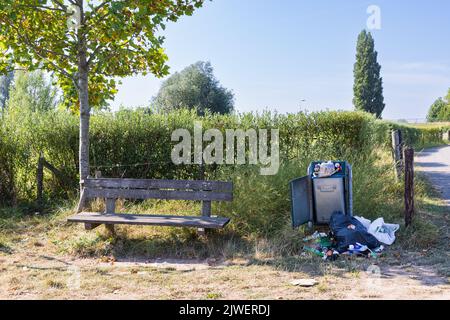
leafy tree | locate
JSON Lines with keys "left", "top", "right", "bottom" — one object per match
{"left": 353, "top": 30, "right": 385, "bottom": 118}
{"left": 436, "top": 92, "right": 450, "bottom": 122}
{"left": 439, "top": 104, "right": 450, "bottom": 121}
{"left": 447, "top": 88, "right": 450, "bottom": 103}
{"left": 0, "top": 0, "right": 204, "bottom": 180}
{"left": 427, "top": 97, "right": 447, "bottom": 122}
{"left": 152, "top": 61, "right": 234, "bottom": 115}
{"left": 427, "top": 89, "right": 450, "bottom": 122}
{"left": 7, "top": 70, "right": 59, "bottom": 113}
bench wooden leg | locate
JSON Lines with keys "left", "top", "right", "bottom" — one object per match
{"left": 84, "top": 223, "right": 101, "bottom": 230}
{"left": 197, "top": 227, "right": 206, "bottom": 236}
{"left": 104, "top": 198, "right": 116, "bottom": 236}
{"left": 198, "top": 200, "right": 212, "bottom": 236}
{"left": 76, "top": 188, "right": 87, "bottom": 213}
{"left": 105, "top": 224, "right": 115, "bottom": 236}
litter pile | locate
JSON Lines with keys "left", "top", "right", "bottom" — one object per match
{"left": 302, "top": 211, "right": 399, "bottom": 261}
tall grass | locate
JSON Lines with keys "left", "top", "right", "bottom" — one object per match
{"left": 0, "top": 108, "right": 446, "bottom": 249}
{"left": 1, "top": 108, "right": 446, "bottom": 204}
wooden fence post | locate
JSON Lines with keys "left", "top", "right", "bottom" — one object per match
{"left": 398, "top": 130, "right": 404, "bottom": 161}
{"left": 391, "top": 130, "right": 403, "bottom": 181}
{"left": 36, "top": 154, "right": 44, "bottom": 208}
{"left": 41, "top": 158, "right": 72, "bottom": 187}
{"left": 404, "top": 147, "right": 414, "bottom": 227}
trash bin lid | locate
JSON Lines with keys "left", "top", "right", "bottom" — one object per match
{"left": 290, "top": 176, "right": 312, "bottom": 228}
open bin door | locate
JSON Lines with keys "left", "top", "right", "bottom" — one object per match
{"left": 290, "top": 176, "right": 312, "bottom": 228}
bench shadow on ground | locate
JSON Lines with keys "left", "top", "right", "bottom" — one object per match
{"left": 99, "top": 230, "right": 449, "bottom": 288}
{"left": 99, "top": 230, "right": 339, "bottom": 277}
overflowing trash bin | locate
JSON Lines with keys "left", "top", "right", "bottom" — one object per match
{"left": 290, "top": 161, "right": 399, "bottom": 261}
{"left": 290, "top": 161, "right": 353, "bottom": 228}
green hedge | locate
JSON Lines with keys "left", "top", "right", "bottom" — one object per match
{"left": 0, "top": 128, "right": 16, "bottom": 205}
{"left": 0, "top": 109, "right": 446, "bottom": 204}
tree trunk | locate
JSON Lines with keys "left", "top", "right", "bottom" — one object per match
{"left": 78, "top": 63, "right": 90, "bottom": 181}
{"left": 77, "top": 2, "right": 90, "bottom": 182}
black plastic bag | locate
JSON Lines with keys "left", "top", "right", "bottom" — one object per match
{"left": 329, "top": 211, "right": 380, "bottom": 253}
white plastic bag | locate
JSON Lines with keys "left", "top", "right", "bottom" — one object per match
{"left": 367, "top": 218, "right": 399, "bottom": 245}
{"left": 354, "top": 216, "right": 371, "bottom": 230}
{"left": 354, "top": 216, "right": 399, "bottom": 245}
{"left": 317, "top": 161, "right": 337, "bottom": 177}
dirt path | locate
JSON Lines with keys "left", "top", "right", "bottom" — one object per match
{"left": 416, "top": 145, "right": 450, "bottom": 206}
{"left": 1, "top": 245, "right": 449, "bottom": 299}
{"left": 1, "top": 226, "right": 449, "bottom": 300}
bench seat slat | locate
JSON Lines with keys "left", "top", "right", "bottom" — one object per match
{"left": 83, "top": 178, "right": 232, "bottom": 192}
{"left": 85, "top": 188, "right": 233, "bottom": 201}
{"left": 68, "top": 212, "right": 230, "bottom": 229}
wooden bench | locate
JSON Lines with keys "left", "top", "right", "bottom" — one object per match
{"left": 68, "top": 178, "right": 232, "bottom": 234}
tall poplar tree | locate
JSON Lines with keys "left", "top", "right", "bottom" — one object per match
{"left": 353, "top": 30, "right": 385, "bottom": 118}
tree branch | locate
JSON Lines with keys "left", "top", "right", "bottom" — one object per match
{"left": 52, "top": 0, "right": 68, "bottom": 11}
{"left": 17, "top": 4, "right": 66, "bottom": 12}
{"left": 1, "top": 17, "right": 79, "bottom": 89}
{"left": 91, "top": 0, "right": 113, "bottom": 14}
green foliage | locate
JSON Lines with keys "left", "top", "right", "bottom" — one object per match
{"left": 442, "top": 105, "right": 450, "bottom": 122}
{"left": 0, "top": 126, "right": 16, "bottom": 205}
{"left": 427, "top": 98, "right": 446, "bottom": 122}
{"left": 386, "top": 121, "right": 447, "bottom": 149}
{"left": 0, "top": 1, "right": 207, "bottom": 182}
{"left": 61, "top": 233, "right": 113, "bottom": 257}
{"left": 214, "top": 148, "right": 398, "bottom": 236}
{"left": 7, "top": 70, "right": 59, "bottom": 113}
{"left": 152, "top": 61, "right": 234, "bottom": 115}
{"left": 0, "top": 108, "right": 446, "bottom": 208}
{"left": 397, "top": 215, "right": 439, "bottom": 249}
{"left": 0, "top": 108, "right": 447, "bottom": 239}
{"left": 0, "top": 0, "right": 205, "bottom": 110}
{"left": 353, "top": 30, "right": 385, "bottom": 118}
{"left": 1, "top": 109, "right": 79, "bottom": 201}
{"left": 427, "top": 96, "right": 450, "bottom": 122}
{"left": 0, "top": 69, "right": 13, "bottom": 112}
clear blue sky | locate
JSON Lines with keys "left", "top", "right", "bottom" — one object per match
{"left": 111, "top": 0, "right": 450, "bottom": 120}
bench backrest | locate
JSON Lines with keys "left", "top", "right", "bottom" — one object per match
{"left": 82, "top": 178, "right": 233, "bottom": 202}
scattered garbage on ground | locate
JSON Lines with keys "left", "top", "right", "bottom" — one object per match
{"left": 330, "top": 211, "right": 380, "bottom": 253}
{"left": 290, "top": 279, "right": 319, "bottom": 287}
{"left": 354, "top": 216, "right": 400, "bottom": 245}
{"left": 302, "top": 211, "right": 397, "bottom": 261}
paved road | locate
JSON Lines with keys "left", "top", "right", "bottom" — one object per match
{"left": 415, "top": 145, "right": 450, "bottom": 206}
